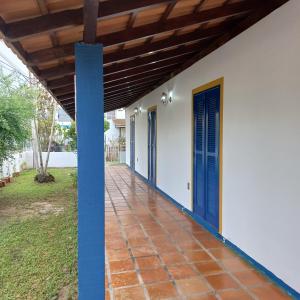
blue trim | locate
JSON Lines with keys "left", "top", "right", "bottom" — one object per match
{"left": 131, "top": 167, "right": 300, "bottom": 299}
{"left": 75, "top": 43, "right": 105, "bottom": 300}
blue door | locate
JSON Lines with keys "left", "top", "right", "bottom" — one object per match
{"left": 130, "top": 115, "right": 135, "bottom": 170}
{"left": 148, "top": 110, "right": 157, "bottom": 185}
{"left": 193, "top": 86, "right": 220, "bottom": 230}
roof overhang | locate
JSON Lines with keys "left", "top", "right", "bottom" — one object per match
{"left": 0, "top": 0, "right": 289, "bottom": 119}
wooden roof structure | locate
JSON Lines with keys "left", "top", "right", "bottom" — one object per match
{"left": 0, "top": 0, "right": 288, "bottom": 118}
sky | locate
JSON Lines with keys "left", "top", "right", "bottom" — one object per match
{"left": 0, "top": 40, "right": 30, "bottom": 77}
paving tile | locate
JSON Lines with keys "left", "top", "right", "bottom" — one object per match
{"left": 250, "top": 284, "right": 292, "bottom": 300}
{"left": 185, "top": 250, "right": 212, "bottom": 262}
{"left": 221, "top": 257, "right": 252, "bottom": 272}
{"left": 136, "top": 255, "right": 161, "bottom": 270}
{"left": 179, "top": 240, "right": 203, "bottom": 251}
{"left": 104, "top": 166, "right": 292, "bottom": 299}
{"left": 187, "top": 294, "right": 218, "bottom": 300}
{"left": 146, "top": 281, "right": 178, "bottom": 299}
{"left": 128, "top": 237, "right": 150, "bottom": 248}
{"left": 233, "top": 269, "right": 269, "bottom": 287}
{"left": 131, "top": 246, "right": 157, "bottom": 258}
{"left": 209, "top": 247, "right": 236, "bottom": 260}
{"left": 107, "top": 249, "right": 131, "bottom": 262}
{"left": 217, "top": 289, "right": 253, "bottom": 300}
{"left": 111, "top": 271, "right": 139, "bottom": 288}
{"left": 110, "top": 259, "right": 135, "bottom": 273}
{"left": 194, "top": 261, "right": 223, "bottom": 275}
{"left": 176, "top": 276, "right": 211, "bottom": 296}
{"left": 140, "top": 267, "right": 170, "bottom": 284}
{"left": 114, "top": 286, "right": 146, "bottom": 300}
{"left": 201, "top": 238, "right": 225, "bottom": 249}
{"left": 206, "top": 273, "right": 240, "bottom": 290}
{"left": 168, "top": 264, "right": 198, "bottom": 279}
{"left": 160, "top": 251, "right": 187, "bottom": 266}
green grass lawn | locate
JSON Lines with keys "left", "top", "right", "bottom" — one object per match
{"left": 0, "top": 168, "right": 78, "bottom": 300}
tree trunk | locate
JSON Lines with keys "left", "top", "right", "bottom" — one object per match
{"left": 44, "top": 103, "right": 56, "bottom": 174}
{"left": 34, "top": 118, "right": 45, "bottom": 175}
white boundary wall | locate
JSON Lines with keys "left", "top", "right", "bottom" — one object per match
{"left": 126, "top": 1, "right": 300, "bottom": 291}
{"left": 0, "top": 151, "right": 77, "bottom": 179}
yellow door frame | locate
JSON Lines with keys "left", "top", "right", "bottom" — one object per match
{"left": 191, "top": 77, "right": 224, "bottom": 234}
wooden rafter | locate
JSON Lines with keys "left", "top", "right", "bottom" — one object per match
{"left": 3, "top": 0, "right": 174, "bottom": 41}
{"left": 28, "top": 22, "right": 226, "bottom": 65}
{"left": 26, "top": 2, "right": 253, "bottom": 65}
{"left": 0, "top": 0, "right": 290, "bottom": 114}
{"left": 83, "top": 0, "right": 99, "bottom": 43}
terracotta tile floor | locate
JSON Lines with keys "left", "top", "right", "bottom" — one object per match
{"left": 105, "top": 165, "right": 292, "bottom": 300}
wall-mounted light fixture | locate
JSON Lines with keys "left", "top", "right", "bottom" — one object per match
{"left": 134, "top": 106, "right": 142, "bottom": 115}
{"left": 161, "top": 90, "right": 173, "bottom": 105}
{"left": 161, "top": 92, "right": 168, "bottom": 104}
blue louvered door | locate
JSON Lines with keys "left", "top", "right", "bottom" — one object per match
{"left": 130, "top": 115, "right": 135, "bottom": 170}
{"left": 148, "top": 110, "right": 157, "bottom": 185}
{"left": 193, "top": 86, "right": 220, "bottom": 230}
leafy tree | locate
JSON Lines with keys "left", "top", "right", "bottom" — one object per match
{"left": 64, "top": 119, "right": 110, "bottom": 152}
{"left": 64, "top": 122, "right": 77, "bottom": 151}
{"left": 0, "top": 69, "right": 34, "bottom": 169}
{"left": 104, "top": 119, "right": 110, "bottom": 132}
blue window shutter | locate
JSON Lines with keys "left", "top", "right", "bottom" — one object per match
{"left": 194, "top": 93, "right": 206, "bottom": 217}
{"left": 205, "top": 86, "right": 220, "bottom": 229}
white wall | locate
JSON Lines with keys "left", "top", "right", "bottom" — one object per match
{"left": 126, "top": 0, "right": 300, "bottom": 292}
{"left": 105, "top": 119, "right": 120, "bottom": 144}
{"left": 0, "top": 152, "right": 77, "bottom": 179}
{"left": 0, "top": 152, "right": 27, "bottom": 179}
{"left": 40, "top": 152, "right": 77, "bottom": 168}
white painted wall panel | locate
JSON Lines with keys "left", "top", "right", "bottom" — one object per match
{"left": 126, "top": 0, "right": 300, "bottom": 291}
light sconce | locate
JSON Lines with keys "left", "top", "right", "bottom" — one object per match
{"left": 161, "top": 90, "right": 173, "bottom": 105}
{"left": 134, "top": 106, "right": 142, "bottom": 115}
{"left": 161, "top": 92, "right": 168, "bottom": 104}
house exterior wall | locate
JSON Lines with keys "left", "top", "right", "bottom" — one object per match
{"left": 126, "top": 0, "right": 300, "bottom": 292}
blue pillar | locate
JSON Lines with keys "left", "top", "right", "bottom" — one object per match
{"left": 75, "top": 43, "right": 104, "bottom": 300}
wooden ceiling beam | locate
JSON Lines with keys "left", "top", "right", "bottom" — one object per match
{"left": 105, "top": 91, "right": 144, "bottom": 103}
{"left": 27, "top": 19, "right": 228, "bottom": 65}
{"left": 104, "top": 66, "right": 176, "bottom": 87}
{"left": 47, "top": 71, "right": 165, "bottom": 91}
{"left": 40, "top": 64, "right": 75, "bottom": 80}
{"left": 54, "top": 79, "right": 159, "bottom": 101}
{"left": 83, "top": 0, "right": 99, "bottom": 43}
{"left": 105, "top": 83, "right": 158, "bottom": 98}
{"left": 27, "top": 2, "right": 252, "bottom": 64}
{"left": 104, "top": 42, "right": 202, "bottom": 75}
{"left": 47, "top": 75, "right": 74, "bottom": 89}
{"left": 105, "top": 77, "right": 161, "bottom": 92}
{"left": 5, "top": 0, "right": 174, "bottom": 41}
{"left": 52, "top": 85, "right": 74, "bottom": 96}
{"left": 133, "top": 0, "right": 290, "bottom": 106}
{"left": 104, "top": 59, "right": 182, "bottom": 83}
{"left": 57, "top": 93, "right": 75, "bottom": 101}
{"left": 40, "top": 54, "right": 183, "bottom": 80}
{"left": 105, "top": 95, "right": 139, "bottom": 104}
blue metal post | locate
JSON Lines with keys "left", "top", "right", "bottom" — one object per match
{"left": 75, "top": 43, "right": 104, "bottom": 300}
